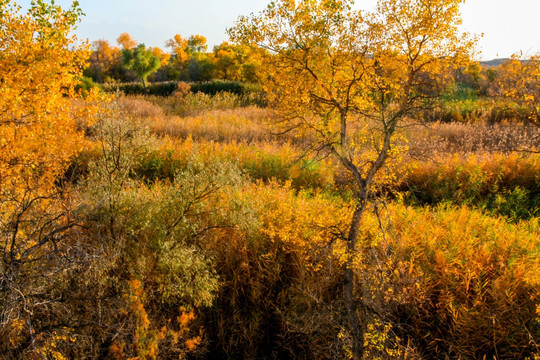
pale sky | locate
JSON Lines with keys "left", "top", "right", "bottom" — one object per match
{"left": 20, "top": 0, "right": 540, "bottom": 60}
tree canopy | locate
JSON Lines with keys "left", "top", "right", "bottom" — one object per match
{"left": 229, "top": 0, "right": 476, "bottom": 357}
{"left": 122, "top": 43, "right": 162, "bottom": 88}
{"left": 0, "top": 1, "right": 100, "bottom": 355}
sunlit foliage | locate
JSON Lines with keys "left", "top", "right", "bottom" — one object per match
{"left": 496, "top": 54, "right": 540, "bottom": 126}
{"left": 229, "top": 0, "right": 476, "bottom": 356}
{"left": 0, "top": 0, "right": 99, "bottom": 356}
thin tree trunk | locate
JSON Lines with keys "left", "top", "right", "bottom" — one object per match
{"left": 345, "top": 196, "right": 367, "bottom": 360}
{"left": 141, "top": 77, "right": 148, "bottom": 93}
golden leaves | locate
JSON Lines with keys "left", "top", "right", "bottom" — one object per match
{"left": 0, "top": 1, "right": 93, "bottom": 202}
{"left": 117, "top": 32, "right": 137, "bottom": 50}
{"left": 497, "top": 54, "right": 540, "bottom": 125}
{"left": 228, "top": 0, "right": 475, "bottom": 193}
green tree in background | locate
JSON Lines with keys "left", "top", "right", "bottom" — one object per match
{"left": 122, "top": 43, "right": 161, "bottom": 88}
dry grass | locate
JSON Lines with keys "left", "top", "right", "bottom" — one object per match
{"left": 407, "top": 120, "right": 539, "bottom": 157}
{"left": 113, "top": 96, "right": 165, "bottom": 119}
{"left": 111, "top": 95, "right": 540, "bottom": 204}
{"left": 149, "top": 107, "right": 277, "bottom": 143}
{"left": 113, "top": 95, "right": 539, "bottom": 158}
{"left": 147, "top": 92, "right": 249, "bottom": 117}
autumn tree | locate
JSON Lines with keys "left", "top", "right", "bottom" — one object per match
{"left": 150, "top": 46, "right": 171, "bottom": 67}
{"left": 117, "top": 31, "right": 137, "bottom": 50}
{"left": 213, "top": 41, "right": 261, "bottom": 82}
{"left": 230, "top": 0, "right": 475, "bottom": 358}
{"left": 85, "top": 39, "right": 123, "bottom": 82}
{"left": 166, "top": 34, "right": 214, "bottom": 81}
{"left": 0, "top": 0, "right": 98, "bottom": 355}
{"left": 184, "top": 34, "right": 214, "bottom": 81}
{"left": 187, "top": 34, "right": 208, "bottom": 54}
{"left": 166, "top": 34, "right": 190, "bottom": 66}
{"left": 496, "top": 54, "right": 539, "bottom": 127}
{"left": 122, "top": 43, "right": 162, "bottom": 88}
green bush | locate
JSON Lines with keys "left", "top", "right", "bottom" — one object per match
{"left": 101, "top": 80, "right": 266, "bottom": 106}
{"left": 75, "top": 76, "right": 102, "bottom": 96}
{"left": 101, "top": 81, "right": 178, "bottom": 96}
{"left": 190, "top": 80, "right": 246, "bottom": 95}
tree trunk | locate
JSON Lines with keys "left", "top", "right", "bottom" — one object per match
{"left": 141, "top": 77, "right": 148, "bottom": 93}
{"left": 345, "top": 197, "right": 367, "bottom": 360}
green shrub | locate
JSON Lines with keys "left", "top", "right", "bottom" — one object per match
{"left": 101, "top": 80, "right": 267, "bottom": 106}
{"left": 75, "top": 76, "right": 102, "bottom": 96}
{"left": 101, "top": 81, "right": 178, "bottom": 96}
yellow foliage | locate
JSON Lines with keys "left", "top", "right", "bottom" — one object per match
{"left": 117, "top": 32, "right": 137, "bottom": 50}
{"left": 0, "top": 2, "right": 101, "bottom": 352}
{"left": 0, "top": 1, "right": 92, "bottom": 203}
{"left": 231, "top": 181, "right": 350, "bottom": 269}
{"left": 166, "top": 33, "right": 208, "bottom": 68}
{"left": 150, "top": 46, "right": 171, "bottom": 67}
{"left": 497, "top": 54, "right": 540, "bottom": 125}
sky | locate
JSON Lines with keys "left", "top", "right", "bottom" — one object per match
{"left": 19, "top": 0, "right": 540, "bottom": 60}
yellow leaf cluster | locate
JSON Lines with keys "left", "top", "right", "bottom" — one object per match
{"left": 0, "top": 1, "right": 92, "bottom": 206}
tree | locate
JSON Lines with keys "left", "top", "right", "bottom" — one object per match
{"left": 150, "top": 46, "right": 171, "bottom": 67}
{"left": 122, "top": 43, "right": 162, "bottom": 88}
{"left": 117, "top": 31, "right": 137, "bottom": 50}
{"left": 496, "top": 54, "right": 539, "bottom": 127}
{"left": 213, "top": 41, "right": 261, "bottom": 82}
{"left": 186, "top": 56, "right": 214, "bottom": 81}
{"left": 229, "top": 0, "right": 475, "bottom": 358}
{"left": 0, "top": 0, "right": 98, "bottom": 355}
{"left": 166, "top": 34, "right": 190, "bottom": 66}
{"left": 187, "top": 34, "right": 208, "bottom": 54}
{"left": 166, "top": 34, "right": 214, "bottom": 81}
{"left": 85, "top": 39, "right": 123, "bottom": 82}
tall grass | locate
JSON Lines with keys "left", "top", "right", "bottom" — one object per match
{"left": 199, "top": 181, "right": 540, "bottom": 359}
{"left": 400, "top": 152, "right": 540, "bottom": 219}
{"left": 59, "top": 97, "right": 540, "bottom": 359}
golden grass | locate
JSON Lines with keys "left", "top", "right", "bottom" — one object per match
{"left": 407, "top": 120, "right": 539, "bottom": 156}
{"left": 149, "top": 107, "right": 276, "bottom": 143}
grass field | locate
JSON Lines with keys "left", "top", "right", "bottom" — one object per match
{"left": 63, "top": 94, "right": 539, "bottom": 359}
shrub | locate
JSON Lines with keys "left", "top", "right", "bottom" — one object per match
{"left": 197, "top": 183, "right": 540, "bottom": 359}
{"left": 70, "top": 109, "right": 244, "bottom": 358}
{"left": 190, "top": 80, "right": 245, "bottom": 95}
{"left": 384, "top": 204, "right": 540, "bottom": 359}
{"left": 400, "top": 153, "right": 540, "bottom": 220}
{"left": 429, "top": 97, "right": 523, "bottom": 123}
{"left": 75, "top": 76, "right": 102, "bottom": 96}
{"left": 174, "top": 81, "right": 191, "bottom": 98}
{"left": 101, "top": 81, "right": 178, "bottom": 96}
{"left": 101, "top": 80, "right": 266, "bottom": 99}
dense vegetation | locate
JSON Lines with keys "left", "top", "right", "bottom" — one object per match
{"left": 1, "top": 0, "right": 538, "bottom": 359}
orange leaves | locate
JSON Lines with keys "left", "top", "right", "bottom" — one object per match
{"left": 150, "top": 46, "right": 171, "bottom": 67}
{"left": 117, "top": 32, "right": 137, "bottom": 50}
{"left": 166, "top": 34, "right": 190, "bottom": 65}
{"left": 88, "top": 39, "right": 121, "bottom": 82}
{"left": 120, "top": 279, "right": 202, "bottom": 359}
{"left": 0, "top": 0, "right": 94, "bottom": 203}
{"left": 166, "top": 33, "right": 208, "bottom": 68}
